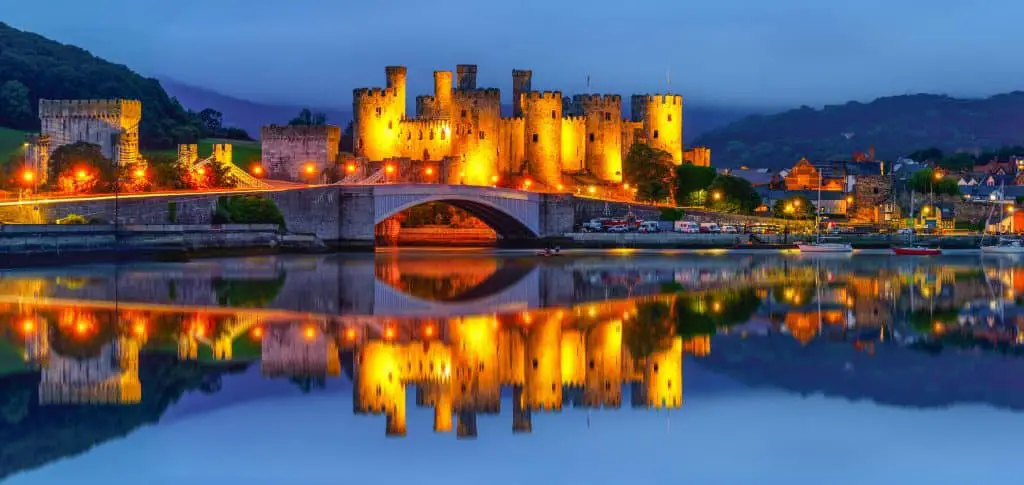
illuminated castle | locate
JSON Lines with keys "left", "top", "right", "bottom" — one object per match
{"left": 353, "top": 65, "right": 687, "bottom": 188}
{"left": 354, "top": 314, "right": 709, "bottom": 437}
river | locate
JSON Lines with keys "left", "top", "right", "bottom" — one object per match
{"left": 1, "top": 250, "right": 1023, "bottom": 484}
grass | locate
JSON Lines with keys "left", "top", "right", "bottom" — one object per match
{"left": 0, "top": 127, "right": 29, "bottom": 163}
{"left": 143, "top": 138, "right": 261, "bottom": 168}
{"left": 0, "top": 339, "right": 29, "bottom": 376}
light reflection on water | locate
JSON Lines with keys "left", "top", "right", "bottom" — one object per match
{"left": 3, "top": 251, "right": 1024, "bottom": 483}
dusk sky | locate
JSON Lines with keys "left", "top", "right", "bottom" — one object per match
{"left": 3, "top": 0, "right": 1021, "bottom": 110}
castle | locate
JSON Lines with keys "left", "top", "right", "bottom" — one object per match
{"left": 260, "top": 125, "right": 341, "bottom": 180}
{"left": 352, "top": 64, "right": 696, "bottom": 188}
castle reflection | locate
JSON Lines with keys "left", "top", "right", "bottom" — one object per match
{"left": 4, "top": 255, "right": 1024, "bottom": 436}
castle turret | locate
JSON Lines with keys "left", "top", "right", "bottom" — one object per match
{"left": 574, "top": 94, "right": 624, "bottom": 182}
{"left": 434, "top": 70, "right": 453, "bottom": 119}
{"left": 512, "top": 385, "right": 532, "bottom": 433}
{"left": 512, "top": 69, "right": 533, "bottom": 117}
{"left": 353, "top": 87, "right": 402, "bottom": 160}
{"left": 522, "top": 91, "right": 563, "bottom": 187}
{"left": 385, "top": 66, "right": 408, "bottom": 120}
{"left": 524, "top": 313, "right": 563, "bottom": 411}
{"left": 631, "top": 94, "right": 683, "bottom": 164}
{"left": 450, "top": 89, "right": 501, "bottom": 186}
{"left": 456, "top": 64, "right": 478, "bottom": 90}
{"left": 39, "top": 99, "right": 141, "bottom": 166}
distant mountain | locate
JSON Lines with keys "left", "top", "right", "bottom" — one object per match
{"left": 0, "top": 22, "right": 201, "bottom": 149}
{"left": 694, "top": 92, "right": 1024, "bottom": 170}
{"left": 160, "top": 78, "right": 353, "bottom": 139}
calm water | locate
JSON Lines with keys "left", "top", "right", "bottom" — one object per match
{"left": 2, "top": 250, "right": 1024, "bottom": 484}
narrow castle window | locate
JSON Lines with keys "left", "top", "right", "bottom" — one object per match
{"left": 388, "top": 120, "right": 393, "bottom": 130}
{"left": 589, "top": 133, "right": 595, "bottom": 142}
{"left": 551, "top": 110, "right": 556, "bottom": 119}
{"left": 440, "top": 130, "right": 446, "bottom": 140}
{"left": 419, "top": 131, "right": 423, "bottom": 140}
{"left": 667, "top": 114, "right": 673, "bottom": 122}
{"left": 653, "top": 130, "right": 659, "bottom": 139}
{"left": 532, "top": 133, "right": 539, "bottom": 143}
{"left": 461, "top": 110, "right": 467, "bottom": 119}
{"left": 375, "top": 107, "right": 382, "bottom": 117}
{"left": 430, "top": 130, "right": 434, "bottom": 140}
{"left": 479, "top": 131, "right": 485, "bottom": 140}
{"left": 605, "top": 112, "right": 611, "bottom": 121}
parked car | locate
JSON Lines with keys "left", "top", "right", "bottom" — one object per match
{"left": 721, "top": 225, "right": 738, "bottom": 233}
{"left": 607, "top": 224, "right": 631, "bottom": 233}
{"left": 582, "top": 219, "right": 605, "bottom": 232}
{"left": 639, "top": 221, "right": 661, "bottom": 233}
{"left": 699, "top": 223, "right": 722, "bottom": 233}
{"left": 674, "top": 221, "right": 699, "bottom": 233}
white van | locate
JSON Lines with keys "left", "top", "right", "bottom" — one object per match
{"left": 699, "top": 222, "right": 722, "bottom": 233}
{"left": 674, "top": 221, "right": 699, "bottom": 233}
{"left": 639, "top": 221, "right": 660, "bottom": 233}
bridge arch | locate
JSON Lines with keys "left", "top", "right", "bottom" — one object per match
{"left": 373, "top": 185, "right": 541, "bottom": 239}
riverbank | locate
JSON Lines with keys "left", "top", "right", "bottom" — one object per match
{"left": 561, "top": 232, "right": 990, "bottom": 249}
{"left": 0, "top": 224, "right": 325, "bottom": 268}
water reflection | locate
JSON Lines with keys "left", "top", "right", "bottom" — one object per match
{"left": 5, "top": 253, "right": 1024, "bottom": 479}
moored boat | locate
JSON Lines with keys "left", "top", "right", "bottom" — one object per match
{"left": 981, "top": 238, "right": 1024, "bottom": 254}
{"left": 797, "top": 242, "right": 853, "bottom": 253}
{"left": 892, "top": 246, "right": 941, "bottom": 256}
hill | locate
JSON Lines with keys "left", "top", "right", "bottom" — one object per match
{"left": 0, "top": 127, "right": 28, "bottom": 164}
{"left": 0, "top": 22, "right": 200, "bottom": 149}
{"left": 159, "top": 78, "right": 353, "bottom": 138}
{"left": 693, "top": 92, "right": 1024, "bottom": 169}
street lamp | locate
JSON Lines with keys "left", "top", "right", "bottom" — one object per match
{"left": 712, "top": 191, "right": 722, "bottom": 201}
{"left": 587, "top": 185, "right": 596, "bottom": 195}
{"left": 522, "top": 178, "right": 532, "bottom": 190}
{"left": 251, "top": 165, "right": 264, "bottom": 177}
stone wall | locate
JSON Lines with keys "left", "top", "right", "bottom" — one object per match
{"left": 851, "top": 175, "right": 892, "bottom": 224}
{"left": 260, "top": 125, "right": 341, "bottom": 181}
{"left": 38, "top": 99, "right": 141, "bottom": 166}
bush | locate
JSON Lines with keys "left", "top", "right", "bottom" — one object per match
{"left": 213, "top": 195, "right": 285, "bottom": 228}
{"left": 55, "top": 214, "right": 89, "bottom": 225}
{"left": 659, "top": 207, "right": 685, "bottom": 221}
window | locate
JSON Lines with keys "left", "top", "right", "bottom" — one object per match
{"left": 418, "top": 131, "right": 423, "bottom": 140}
{"left": 375, "top": 107, "right": 382, "bottom": 117}
{"left": 551, "top": 110, "right": 556, "bottom": 119}
{"left": 532, "top": 133, "right": 539, "bottom": 143}
{"left": 479, "top": 131, "right": 485, "bottom": 140}
{"left": 440, "top": 130, "right": 446, "bottom": 140}
{"left": 653, "top": 130, "right": 659, "bottom": 139}
{"left": 406, "top": 132, "right": 411, "bottom": 140}
{"left": 429, "top": 130, "right": 434, "bottom": 140}
{"left": 387, "top": 120, "right": 392, "bottom": 130}
{"left": 667, "top": 114, "right": 672, "bottom": 122}
{"left": 873, "top": 187, "right": 879, "bottom": 194}
{"left": 461, "top": 109, "right": 467, "bottom": 119}
{"left": 589, "top": 133, "right": 595, "bottom": 142}
{"left": 532, "top": 358, "right": 538, "bottom": 369}
{"left": 605, "top": 112, "right": 611, "bottom": 121}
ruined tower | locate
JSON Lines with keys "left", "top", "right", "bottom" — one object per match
{"left": 574, "top": 94, "right": 624, "bottom": 181}
{"left": 39, "top": 99, "right": 142, "bottom": 166}
{"left": 522, "top": 91, "right": 563, "bottom": 187}
{"left": 512, "top": 69, "right": 533, "bottom": 117}
{"left": 25, "top": 134, "right": 51, "bottom": 184}
{"left": 385, "top": 66, "right": 408, "bottom": 119}
{"left": 433, "top": 70, "right": 453, "bottom": 119}
{"left": 631, "top": 94, "right": 683, "bottom": 164}
{"left": 456, "top": 64, "right": 478, "bottom": 90}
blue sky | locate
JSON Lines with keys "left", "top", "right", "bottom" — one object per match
{"left": 3, "top": 0, "right": 1022, "bottom": 109}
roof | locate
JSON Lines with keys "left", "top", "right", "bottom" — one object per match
{"left": 844, "top": 161, "right": 884, "bottom": 176}
{"left": 767, "top": 189, "right": 847, "bottom": 201}
{"left": 729, "top": 169, "right": 776, "bottom": 186}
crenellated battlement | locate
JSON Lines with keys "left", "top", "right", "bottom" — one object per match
{"left": 523, "top": 91, "right": 563, "bottom": 101}
{"left": 261, "top": 124, "right": 342, "bottom": 140}
{"left": 562, "top": 114, "right": 586, "bottom": 125}
{"left": 500, "top": 116, "right": 525, "bottom": 125}
{"left": 631, "top": 94, "right": 683, "bottom": 105}
{"left": 452, "top": 88, "right": 501, "bottom": 102}
{"left": 353, "top": 87, "right": 400, "bottom": 99}
{"left": 398, "top": 118, "right": 451, "bottom": 133}
{"left": 39, "top": 99, "right": 142, "bottom": 121}
{"left": 572, "top": 94, "right": 622, "bottom": 105}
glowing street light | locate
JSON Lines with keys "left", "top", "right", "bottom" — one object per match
{"left": 20, "top": 169, "right": 35, "bottom": 185}
{"left": 304, "top": 163, "right": 316, "bottom": 176}
{"left": 712, "top": 191, "right": 722, "bottom": 201}
{"left": 133, "top": 168, "right": 146, "bottom": 179}
{"left": 846, "top": 195, "right": 854, "bottom": 204}
{"left": 522, "top": 179, "right": 532, "bottom": 190}
{"left": 556, "top": 183, "right": 564, "bottom": 191}
{"left": 793, "top": 199, "right": 801, "bottom": 208}
{"left": 490, "top": 175, "right": 499, "bottom": 184}
{"left": 345, "top": 163, "right": 356, "bottom": 173}
{"left": 251, "top": 165, "right": 264, "bottom": 177}
{"left": 424, "top": 166, "right": 434, "bottom": 176}
{"left": 385, "top": 164, "right": 395, "bottom": 174}
{"left": 75, "top": 169, "right": 88, "bottom": 180}
{"left": 197, "top": 167, "right": 207, "bottom": 176}
{"left": 587, "top": 185, "right": 596, "bottom": 195}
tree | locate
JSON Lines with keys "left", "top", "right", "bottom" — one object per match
{"left": 0, "top": 80, "right": 34, "bottom": 129}
{"left": 46, "top": 142, "right": 116, "bottom": 193}
{"left": 624, "top": 301, "right": 675, "bottom": 359}
{"left": 772, "top": 194, "right": 816, "bottom": 219}
{"left": 937, "top": 152, "right": 975, "bottom": 171}
{"left": 197, "top": 108, "right": 223, "bottom": 135}
{"left": 289, "top": 108, "right": 327, "bottom": 126}
{"left": 674, "top": 164, "right": 717, "bottom": 205}
{"left": 624, "top": 144, "right": 675, "bottom": 203}
{"left": 908, "top": 168, "right": 959, "bottom": 196}
{"left": 707, "top": 175, "right": 761, "bottom": 214}
{"left": 907, "top": 147, "right": 943, "bottom": 163}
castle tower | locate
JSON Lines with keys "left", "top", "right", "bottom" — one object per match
{"left": 385, "top": 66, "right": 408, "bottom": 119}
{"left": 39, "top": 99, "right": 142, "bottom": 166}
{"left": 456, "top": 64, "right": 478, "bottom": 90}
{"left": 524, "top": 313, "right": 563, "bottom": 411}
{"left": 512, "top": 69, "right": 533, "bottom": 117}
{"left": 641, "top": 336, "right": 683, "bottom": 408}
{"left": 522, "top": 91, "right": 563, "bottom": 187}
{"left": 456, "top": 409, "right": 478, "bottom": 439}
{"left": 212, "top": 144, "right": 233, "bottom": 166}
{"left": 583, "top": 319, "right": 624, "bottom": 408}
{"left": 574, "top": 95, "right": 624, "bottom": 182}
{"left": 512, "top": 385, "right": 532, "bottom": 433}
{"left": 353, "top": 85, "right": 403, "bottom": 160}
{"left": 177, "top": 144, "right": 199, "bottom": 165}
{"left": 25, "top": 134, "right": 51, "bottom": 184}
{"left": 450, "top": 89, "right": 502, "bottom": 186}
{"left": 434, "top": 70, "right": 453, "bottom": 119}
{"left": 434, "top": 383, "right": 454, "bottom": 433}
{"left": 631, "top": 94, "right": 683, "bottom": 164}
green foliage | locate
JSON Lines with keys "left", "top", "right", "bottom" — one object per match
{"left": 213, "top": 195, "right": 285, "bottom": 227}
{"left": 46, "top": 142, "right": 116, "bottom": 193}
{"left": 694, "top": 93, "right": 1024, "bottom": 168}
{"left": 937, "top": 153, "right": 976, "bottom": 170}
{"left": 624, "top": 144, "right": 675, "bottom": 203}
{"left": 55, "top": 213, "right": 89, "bottom": 225}
{"left": 0, "top": 127, "right": 28, "bottom": 162}
{"left": 907, "top": 168, "right": 959, "bottom": 196}
{"left": 624, "top": 301, "right": 675, "bottom": 359}
{"left": 659, "top": 207, "right": 685, "bottom": 221}
{"left": 707, "top": 175, "right": 761, "bottom": 214}
{"left": 673, "top": 164, "right": 717, "bottom": 204}
{"left": 772, "top": 194, "right": 816, "bottom": 219}
{"left": 212, "top": 275, "right": 286, "bottom": 307}
{"left": 675, "top": 289, "right": 762, "bottom": 337}
{"left": 907, "top": 147, "right": 943, "bottom": 162}
{"left": 289, "top": 108, "right": 327, "bottom": 126}
{"left": 190, "top": 109, "right": 252, "bottom": 140}
{"left": 0, "top": 22, "right": 201, "bottom": 148}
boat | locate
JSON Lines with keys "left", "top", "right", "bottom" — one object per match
{"left": 798, "top": 173, "right": 853, "bottom": 253}
{"left": 981, "top": 237, "right": 1024, "bottom": 254}
{"left": 891, "top": 192, "right": 941, "bottom": 256}
{"left": 892, "top": 246, "right": 941, "bottom": 256}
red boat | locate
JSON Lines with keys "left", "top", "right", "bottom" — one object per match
{"left": 892, "top": 246, "right": 941, "bottom": 256}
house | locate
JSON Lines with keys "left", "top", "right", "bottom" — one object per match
{"left": 784, "top": 158, "right": 846, "bottom": 190}
{"left": 759, "top": 188, "right": 851, "bottom": 216}
{"left": 974, "top": 160, "right": 1017, "bottom": 176}
{"left": 722, "top": 167, "right": 780, "bottom": 187}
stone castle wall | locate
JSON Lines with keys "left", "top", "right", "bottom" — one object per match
{"left": 632, "top": 94, "right": 683, "bottom": 164}
{"left": 38, "top": 99, "right": 142, "bottom": 166}
{"left": 684, "top": 147, "right": 711, "bottom": 167}
{"left": 260, "top": 125, "right": 341, "bottom": 180}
